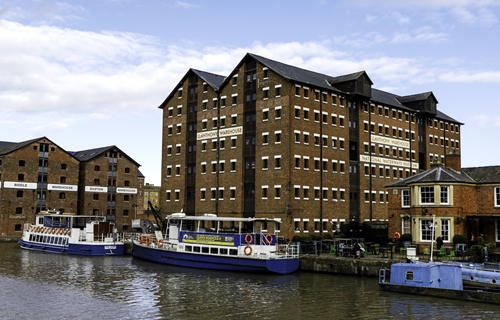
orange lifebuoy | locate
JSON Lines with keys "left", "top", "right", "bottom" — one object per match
{"left": 158, "top": 239, "right": 164, "bottom": 248}
{"left": 139, "top": 235, "right": 145, "bottom": 244}
{"left": 394, "top": 231, "right": 401, "bottom": 239}
{"left": 244, "top": 245, "right": 252, "bottom": 256}
{"left": 264, "top": 234, "right": 273, "bottom": 245}
{"left": 146, "top": 237, "right": 151, "bottom": 246}
{"left": 245, "top": 233, "right": 253, "bottom": 244}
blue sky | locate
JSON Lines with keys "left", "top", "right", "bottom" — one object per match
{"left": 1, "top": 0, "right": 499, "bottom": 186}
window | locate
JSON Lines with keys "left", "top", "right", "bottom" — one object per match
{"left": 440, "top": 186, "right": 449, "bottom": 204}
{"left": 93, "top": 194, "right": 99, "bottom": 200}
{"left": 59, "top": 193, "right": 66, "bottom": 199}
{"left": 17, "top": 190, "right": 23, "bottom": 198}
{"left": 441, "top": 219, "right": 450, "bottom": 242}
{"left": 420, "top": 186, "right": 434, "bottom": 204}
{"left": 262, "top": 157, "right": 268, "bottom": 170}
{"left": 274, "top": 186, "right": 281, "bottom": 199}
{"left": 263, "top": 109, "right": 269, "bottom": 121}
{"left": 402, "top": 189, "right": 410, "bottom": 208}
{"left": 19, "top": 160, "right": 25, "bottom": 166}
{"left": 95, "top": 165, "right": 100, "bottom": 171}
{"left": 60, "top": 177, "right": 66, "bottom": 183}
{"left": 262, "top": 186, "right": 268, "bottom": 199}
{"left": 18, "top": 174, "right": 24, "bottom": 181}
{"left": 16, "top": 207, "right": 22, "bottom": 215}
{"left": 420, "top": 219, "right": 435, "bottom": 241}
{"left": 275, "top": 107, "right": 282, "bottom": 119}
{"left": 275, "top": 156, "right": 281, "bottom": 169}
{"left": 402, "top": 218, "right": 410, "bottom": 235}
{"left": 275, "top": 85, "right": 281, "bottom": 97}
{"left": 275, "top": 131, "right": 281, "bottom": 143}
{"left": 262, "top": 133, "right": 269, "bottom": 145}
{"left": 496, "top": 187, "right": 500, "bottom": 207}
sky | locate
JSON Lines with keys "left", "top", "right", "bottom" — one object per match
{"left": 1, "top": 0, "right": 500, "bottom": 186}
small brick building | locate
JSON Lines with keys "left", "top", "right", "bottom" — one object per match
{"left": 386, "top": 153, "right": 500, "bottom": 249}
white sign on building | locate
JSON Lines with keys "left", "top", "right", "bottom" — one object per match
{"left": 196, "top": 126, "right": 243, "bottom": 140}
{"left": 117, "top": 187, "right": 137, "bottom": 194}
{"left": 3, "top": 181, "right": 37, "bottom": 189}
{"left": 48, "top": 184, "right": 78, "bottom": 192}
{"left": 85, "top": 186, "right": 108, "bottom": 193}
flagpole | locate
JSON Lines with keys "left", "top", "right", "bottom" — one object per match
{"left": 430, "top": 214, "right": 436, "bottom": 262}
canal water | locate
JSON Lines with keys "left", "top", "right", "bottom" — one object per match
{"left": 1, "top": 243, "right": 499, "bottom": 320}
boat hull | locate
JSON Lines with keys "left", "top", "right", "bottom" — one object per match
{"left": 132, "top": 242, "right": 299, "bottom": 275}
{"left": 379, "top": 282, "right": 500, "bottom": 305}
{"left": 18, "top": 239, "right": 124, "bottom": 256}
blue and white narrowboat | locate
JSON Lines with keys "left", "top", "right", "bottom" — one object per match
{"left": 379, "top": 261, "right": 500, "bottom": 305}
{"left": 18, "top": 210, "right": 124, "bottom": 256}
{"left": 132, "top": 213, "right": 299, "bottom": 274}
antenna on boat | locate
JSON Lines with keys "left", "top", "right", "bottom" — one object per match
{"left": 430, "top": 214, "right": 436, "bottom": 262}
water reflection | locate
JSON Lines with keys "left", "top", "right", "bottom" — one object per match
{"left": 1, "top": 243, "right": 500, "bottom": 320}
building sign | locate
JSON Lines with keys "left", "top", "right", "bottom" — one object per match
{"left": 360, "top": 155, "right": 419, "bottom": 169}
{"left": 371, "top": 134, "right": 410, "bottom": 149}
{"left": 117, "top": 187, "right": 137, "bottom": 194}
{"left": 85, "top": 186, "right": 108, "bottom": 193}
{"left": 196, "top": 126, "right": 243, "bottom": 140}
{"left": 48, "top": 184, "right": 78, "bottom": 192}
{"left": 3, "top": 181, "right": 37, "bottom": 189}
{"left": 180, "top": 232, "right": 235, "bottom": 246}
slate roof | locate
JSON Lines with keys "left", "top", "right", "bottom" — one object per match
{"left": 158, "top": 68, "right": 226, "bottom": 109}
{"left": 247, "top": 53, "right": 337, "bottom": 91}
{"left": 157, "top": 52, "right": 463, "bottom": 125}
{"left": 462, "top": 166, "right": 500, "bottom": 184}
{"left": 0, "top": 137, "right": 70, "bottom": 157}
{"left": 385, "top": 164, "right": 476, "bottom": 188}
{"left": 371, "top": 88, "right": 407, "bottom": 110}
{"left": 69, "top": 146, "right": 141, "bottom": 167}
{"left": 328, "top": 71, "right": 372, "bottom": 85}
{"left": 398, "top": 92, "right": 437, "bottom": 104}
{"left": 191, "top": 69, "right": 225, "bottom": 90}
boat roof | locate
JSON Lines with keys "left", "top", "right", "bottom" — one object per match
{"left": 167, "top": 214, "right": 282, "bottom": 224}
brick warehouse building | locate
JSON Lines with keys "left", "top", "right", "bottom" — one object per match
{"left": 0, "top": 137, "right": 144, "bottom": 237}
{"left": 386, "top": 156, "right": 500, "bottom": 250}
{"left": 158, "top": 53, "right": 462, "bottom": 241}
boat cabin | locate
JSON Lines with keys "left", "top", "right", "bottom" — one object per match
{"left": 388, "top": 263, "right": 464, "bottom": 290}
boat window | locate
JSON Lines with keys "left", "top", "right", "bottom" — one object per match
{"left": 202, "top": 247, "right": 209, "bottom": 254}
{"left": 210, "top": 247, "right": 218, "bottom": 254}
{"left": 229, "top": 249, "right": 238, "bottom": 256}
{"left": 43, "top": 236, "right": 47, "bottom": 243}
{"left": 185, "top": 245, "right": 192, "bottom": 252}
{"left": 193, "top": 246, "right": 201, "bottom": 253}
{"left": 220, "top": 248, "right": 228, "bottom": 255}
{"left": 405, "top": 271, "right": 414, "bottom": 281}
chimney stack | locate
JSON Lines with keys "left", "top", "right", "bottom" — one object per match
{"left": 445, "top": 149, "right": 461, "bottom": 172}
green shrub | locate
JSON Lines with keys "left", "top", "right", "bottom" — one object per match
{"left": 453, "top": 234, "right": 467, "bottom": 245}
{"left": 470, "top": 244, "right": 483, "bottom": 259}
{"left": 310, "top": 234, "right": 322, "bottom": 240}
{"left": 400, "top": 233, "right": 412, "bottom": 242}
{"left": 323, "top": 233, "right": 333, "bottom": 240}
{"left": 292, "top": 235, "right": 302, "bottom": 242}
{"left": 486, "top": 242, "right": 497, "bottom": 254}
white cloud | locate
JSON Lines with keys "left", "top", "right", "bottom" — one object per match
{"left": 451, "top": 6, "right": 497, "bottom": 26}
{"left": 472, "top": 115, "right": 500, "bottom": 127}
{"left": 439, "top": 71, "right": 500, "bottom": 83}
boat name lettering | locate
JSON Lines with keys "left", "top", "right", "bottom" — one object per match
{"left": 105, "top": 246, "right": 116, "bottom": 250}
